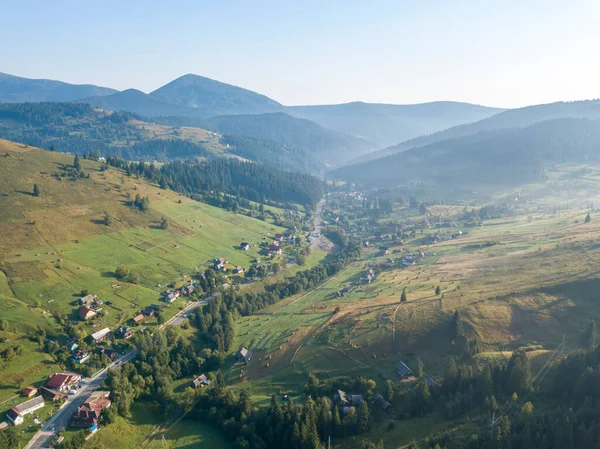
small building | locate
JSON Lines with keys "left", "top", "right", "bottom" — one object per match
{"left": 426, "top": 377, "right": 440, "bottom": 389}
{"left": 181, "top": 284, "right": 195, "bottom": 296}
{"left": 396, "top": 361, "right": 414, "bottom": 379}
{"left": 373, "top": 394, "right": 393, "bottom": 413}
{"left": 46, "top": 373, "right": 81, "bottom": 392}
{"left": 69, "top": 391, "right": 111, "bottom": 428}
{"left": 66, "top": 338, "right": 79, "bottom": 352}
{"left": 132, "top": 314, "right": 144, "bottom": 324}
{"left": 90, "top": 327, "right": 111, "bottom": 343}
{"left": 191, "top": 374, "right": 210, "bottom": 388}
{"left": 240, "top": 242, "right": 250, "bottom": 251}
{"left": 21, "top": 387, "right": 38, "bottom": 398}
{"left": 233, "top": 266, "right": 245, "bottom": 274}
{"left": 40, "top": 387, "right": 66, "bottom": 402}
{"left": 94, "top": 347, "right": 117, "bottom": 361}
{"left": 275, "top": 233, "right": 284, "bottom": 241}
{"left": 236, "top": 347, "right": 253, "bottom": 364}
{"left": 79, "top": 306, "right": 97, "bottom": 321}
{"left": 335, "top": 389, "right": 363, "bottom": 407}
{"left": 7, "top": 396, "right": 45, "bottom": 426}
{"left": 79, "top": 294, "right": 97, "bottom": 306}
{"left": 115, "top": 326, "right": 134, "bottom": 339}
{"left": 72, "top": 349, "right": 90, "bottom": 364}
{"left": 143, "top": 307, "right": 156, "bottom": 317}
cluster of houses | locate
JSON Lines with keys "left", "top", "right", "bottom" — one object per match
{"left": 162, "top": 282, "right": 196, "bottom": 304}
{"left": 363, "top": 268, "right": 376, "bottom": 284}
{"left": 78, "top": 294, "right": 104, "bottom": 321}
{"left": 68, "top": 390, "right": 111, "bottom": 429}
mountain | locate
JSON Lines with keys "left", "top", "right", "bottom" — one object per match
{"left": 155, "top": 112, "right": 374, "bottom": 165}
{"left": 80, "top": 88, "right": 203, "bottom": 117}
{"left": 0, "top": 102, "right": 325, "bottom": 173}
{"left": 0, "top": 72, "right": 117, "bottom": 103}
{"left": 286, "top": 101, "right": 504, "bottom": 148}
{"left": 149, "top": 74, "right": 283, "bottom": 116}
{"left": 329, "top": 117, "right": 600, "bottom": 194}
{"left": 361, "top": 100, "right": 600, "bottom": 162}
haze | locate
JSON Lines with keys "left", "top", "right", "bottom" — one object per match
{"left": 2, "top": 0, "right": 599, "bottom": 108}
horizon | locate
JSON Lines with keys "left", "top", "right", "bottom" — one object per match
{"left": 2, "top": 0, "right": 600, "bottom": 109}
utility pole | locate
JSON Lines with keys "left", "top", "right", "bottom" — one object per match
{"left": 328, "top": 436, "right": 331, "bottom": 449}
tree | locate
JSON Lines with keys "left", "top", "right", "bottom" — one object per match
{"left": 33, "top": 183, "right": 40, "bottom": 197}
{"left": 49, "top": 144, "right": 56, "bottom": 152}
{"left": 103, "top": 212, "right": 113, "bottom": 226}
{"left": 400, "top": 288, "right": 407, "bottom": 303}
{"left": 580, "top": 319, "right": 597, "bottom": 349}
{"left": 415, "top": 358, "right": 423, "bottom": 378}
{"left": 435, "top": 285, "right": 441, "bottom": 295}
{"left": 160, "top": 216, "right": 169, "bottom": 230}
{"left": 384, "top": 380, "right": 394, "bottom": 402}
{"left": 357, "top": 400, "right": 371, "bottom": 433}
{"left": 0, "top": 319, "right": 8, "bottom": 331}
{"left": 73, "top": 154, "right": 81, "bottom": 172}
{"left": 585, "top": 213, "right": 591, "bottom": 223}
{"left": 452, "top": 310, "right": 464, "bottom": 339}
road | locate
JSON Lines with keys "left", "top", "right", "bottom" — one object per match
{"left": 26, "top": 350, "right": 138, "bottom": 449}
{"left": 27, "top": 196, "right": 329, "bottom": 449}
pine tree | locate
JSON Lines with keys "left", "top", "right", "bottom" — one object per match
{"left": 401, "top": 288, "right": 407, "bottom": 303}
{"left": 415, "top": 358, "right": 423, "bottom": 378}
{"left": 384, "top": 380, "right": 394, "bottom": 402}
{"left": 435, "top": 285, "right": 441, "bottom": 295}
{"left": 103, "top": 212, "right": 113, "bottom": 226}
{"left": 357, "top": 400, "right": 370, "bottom": 433}
{"left": 33, "top": 183, "right": 40, "bottom": 197}
{"left": 160, "top": 216, "right": 169, "bottom": 230}
{"left": 585, "top": 213, "right": 591, "bottom": 223}
{"left": 73, "top": 154, "right": 81, "bottom": 172}
{"left": 452, "top": 310, "right": 464, "bottom": 339}
{"left": 580, "top": 319, "right": 597, "bottom": 349}
{"left": 49, "top": 144, "right": 55, "bottom": 152}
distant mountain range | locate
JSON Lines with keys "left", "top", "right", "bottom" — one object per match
{"left": 0, "top": 72, "right": 116, "bottom": 102}
{"left": 0, "top": 72, "right": 504, "bottom": 152}
{"left": 329, "top": 116, "right": 600, "bottom": 195}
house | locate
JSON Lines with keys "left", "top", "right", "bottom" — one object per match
{"left": 191, "top": 374, "right": 211, "bottom": 388}
{"left": 90, "top": 327, "right": 111, "bottom": 343}
{"left": 21, "top": 387, "right": 38, "bottom": 398}
{"left": 132, "top": 314, "right": 144, "bottom": 324}
{"left": 115, "top": 326, "right": 134, "bottom": 339}
{"left": 181, "top": 284, "right": 195, "bottom": 296}
{"left": 233, "top": 266, "right": 245, "bottom": 274}
{"left": 240, "top": 242, "right": 250, "bottom": 251}
{"left": 335, "top": 390, "right": 363, "bottom": 407}
{"left": 6, "top": 396, "right": 45, "bottom": 426}
{"left": 0, "top": 422, "right": 8, "bottom": 431}
{"left": 275, "top": 233, "right": 284, "bottom": 241}
{"left": 79, "top": 294, "right": 97, "bottom": 306}
{"left": 79, "top": 306, "right": 97, "bottom": 321}
{"left": 72, "top": 349, "right": 90, "bottom": 364}
{"left": 67, "top": 338, "right": 79, "bottom": 352}
{"left": 46, "top": 373, "right": 81, "bottom": 392}
{"left": 373, "top": 394, "right": 393, "bottom": 413}
{"left": 40, "top": 387, "right": 66, "bottom": 402}
{"left": 236, "top": 347, "right": 253, "bottom": 364}
{"left": 94, "top": 347, "right": 117, "bottom": 361}
{"left": 69, "top": 391, "right": 111, "bottom": 428}
{"left": 426, "top": 377, "right": 440, "bottom": 389}
{"left": 213, "top": 258, "right": 228, "bottom": 270}
{"left": 396, "top": 361, "right": 414, "bottom": 379}
{"left": 143, "top": 307, "right": 156, "bottom": 317}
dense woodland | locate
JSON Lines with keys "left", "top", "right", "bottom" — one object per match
{"left": 331, "top": 118, "right": 600, "bottom": 191}
{"left": 106, "top": 157, "right": 324, "bottom": 206}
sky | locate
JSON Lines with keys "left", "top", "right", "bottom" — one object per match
{"left": 1, "top": 0, "right": 599, "bottom": 108}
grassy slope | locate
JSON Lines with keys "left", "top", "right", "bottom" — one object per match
{"left": 0, "top": 139, "right": 284, "bottom": 402}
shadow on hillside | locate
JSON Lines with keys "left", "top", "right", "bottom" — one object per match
{"left": 14, "top": 190, "right": 34, "bottom": 196}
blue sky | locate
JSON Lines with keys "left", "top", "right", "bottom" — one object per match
{"left": 1, "top": 0, "right": 599, "bottom": 108}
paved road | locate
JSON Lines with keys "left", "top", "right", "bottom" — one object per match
{"left": 26, "top": 350, "right": 138, "bottom": 449}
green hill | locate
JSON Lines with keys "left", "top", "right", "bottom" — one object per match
{"left": 0, "top": 139, "right": 285, "bottom": 399}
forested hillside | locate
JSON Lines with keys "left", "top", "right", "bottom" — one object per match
{"left": 156, "top": 112, "right": 374, "bottom": 165}
{"left": 107, "top": 157, "right": 324, "bottom": 206}
{"left": 359, "top": 99, "right": 600, "bottom": 162}
{"left": 330, "top": 118, "right": 600, "bottom": 192}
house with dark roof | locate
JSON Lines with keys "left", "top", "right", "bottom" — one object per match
{"left": 21, "top": 387, "right": 38, "bottom": 398}
{"left": 396, "top": 361, "right": 414, "bottom": 379}
{"left": 79, "top": 306, "right": 96, "bottom": 321}
{"left": 40, "top": 387, "right": 66, "bottom": 402}
{"left": 373, "top": 394, "right": 393, "bottom": 413}
{"left": 236, "top": 347, "right": 253, "bottom": 364}
{"left": 69, "top": 391, "right": 111, "bottom": 428}
{"left": 240, "top": 242, "right": 250, "bottom": 251}
{"left": 191, "top": 374, "right": 210, "bottom": 388}
{"left": 115, "top": 326, "right": 134, "bottom": 339}
{"left": 335, "top": 389, "right": 363, "bottom": 407}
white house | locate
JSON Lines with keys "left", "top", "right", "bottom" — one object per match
{"left": 91, "top": 327, "right": 111, "bottom": 343}
{"left": 7, "top": 396, "right": 45, "bottom": 426}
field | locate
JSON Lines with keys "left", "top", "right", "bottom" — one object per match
{"left": 224, "top": 171, "right": 600, "bottom": 447}
{"left": 0, "top": 139, "right": 286, "bottom": 402}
